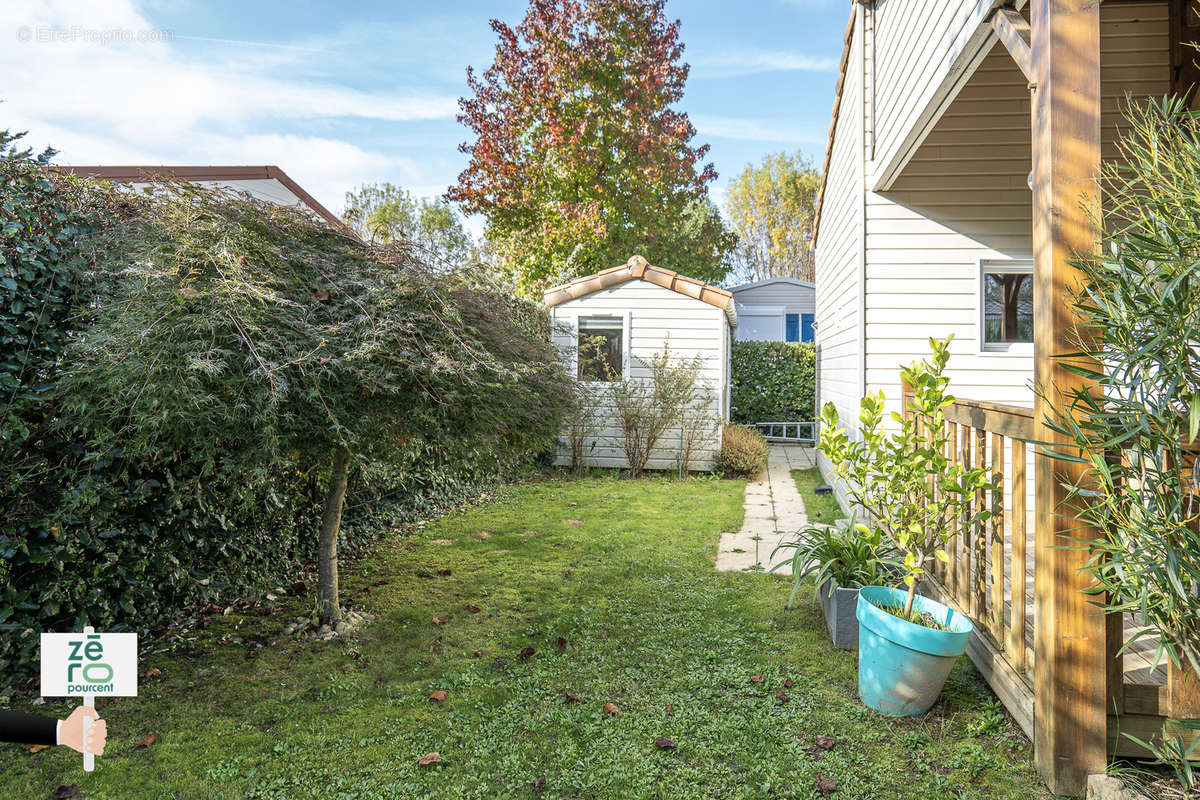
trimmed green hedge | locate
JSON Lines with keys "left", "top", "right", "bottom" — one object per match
{"left": 730, "top": 341, "right": 816, "bottom": 424}
{"left": 0, "top": 134, "right": 565, "bottom": 685}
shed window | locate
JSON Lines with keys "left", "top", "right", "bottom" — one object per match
{"left": 578, "top": 316, "right": 623, "bottom": 381}
{"left": 982, "top": 264, "right": 1033, "bottom": 351}
{"left": 801, "top": 313, "right": 814, "bottom": 342}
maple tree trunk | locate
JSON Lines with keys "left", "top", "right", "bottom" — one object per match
{"left": 317, "top": 448, "right": 350, "bottom": 626}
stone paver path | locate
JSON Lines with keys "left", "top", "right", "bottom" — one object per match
{"left": 716, "top": 444, "right": 817, "bottom": 575}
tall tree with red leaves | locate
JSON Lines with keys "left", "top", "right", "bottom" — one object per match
{"left": 447, "top": 0, "right": 732, "bottom": 294}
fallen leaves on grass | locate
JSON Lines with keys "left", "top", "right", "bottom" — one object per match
{"left": 564, "top": 692, "right": 582, "bottom": 702}
{"left": 472, "top": 649, "right": 483, "bottom": 657}
{"left": 653, "top": 736, "right": 675, "bottom": 749}
{"left": 26, "top": 744, "right": 49, "bottom": 753}
{"left": 815, "top": 735, "right": 837, "bottom": 751}
{"left": 775, "top": 690, "right": 790, "bottom": 703}
{"left": 532, "top": 776, "right": 547, "bottom": 791}
{"left": 554, "top": 636, "right": 567, "bottom": 651}
{"left": 134, "top": 733, "right": 159, "bottom": 749}
{"left": 564, "top": 569, "right": 575, "bottom": 577}
{"left": 563, "top": 519, "right": 583, "bottom": 526}
{"left": 517, "top": 646, "right": 536, "bottom": 660}
{"left": 749, "top": 674, "right": 765, "bottom": 684}
{"left": 144, "top": 667, "right": 162, "bottom": 679}
{"left": 666, "top": 704, "right": 674, "bottom": 714}
{"left": 432, "top": 616, "right": 447, "bottom": 625}
{"left": 782, "top": 678, "right": 794, "bottom": 688}
{"left": 602, "top": 702, "right": 620, "bottom": 715}
{"left": 436, "top": 568, "right": 452, "bottom": 576}
{"left": 417, "top": 752, "right": 442, "bottom": 767}
{"left": 466, "top": 604, "right": 481, "bottom": 613}
{"left": 428, "top": 690, "right": 448, "bottom": 702}
{"left": 51, "top": 786, "right": 79, "bottom": 799}
{"left": 816, "top": 776, "right": 837, "bottom": 795}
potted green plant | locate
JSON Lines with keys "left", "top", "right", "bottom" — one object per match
{"left": 819, "top": 336, "right": 993, "bottom": 716}
{"left": 769, "top": 515, "right": 900, "bottom": 649}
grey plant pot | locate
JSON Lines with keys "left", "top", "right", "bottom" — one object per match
{"left": 819, "top": 579, "right": 861, "bottom": 650}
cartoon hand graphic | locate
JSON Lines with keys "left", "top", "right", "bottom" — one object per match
{"left": 60, "top": 706, "right": 106, "bottom": 756}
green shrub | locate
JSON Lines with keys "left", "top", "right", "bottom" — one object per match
{"left": 769, "top": 516, "right": 901, "bottom": 609}
{"left": 715, "top": 424, "right": 768, "bottom": 478}
{"left": 730, "top": 341, "right": 815, "bottom": 424}
{"left": 1043, "top": 97, "right": 1200, "bottom": 785}
{"left": 0, "top": 138, "right": 569, "bottom": 684}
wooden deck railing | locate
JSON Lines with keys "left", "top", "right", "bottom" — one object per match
{"left": 901, "top": 379, "right": 1182, "bottom": 753}
{"left": 901, "top": 383, "right": 1038, "bottom": 735}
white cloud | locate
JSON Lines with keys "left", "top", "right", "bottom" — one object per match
{"left": 690, "top": 48, "right": 836, "bottom": 78}
{"left": 692, "top": 114, "right": 825, "bottom": 144}
{"left": 0, "top": 0, "right": 462, "bottom": 216}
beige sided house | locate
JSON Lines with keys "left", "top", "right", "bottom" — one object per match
{"left": 544, "top": 256, "right": 737, "bottom": 471}
{"left": 811, "top": 0, "right": 1196, "bottom": 792}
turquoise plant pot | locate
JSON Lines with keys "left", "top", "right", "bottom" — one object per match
{"left": 856, "top": 586, "right": 972, "bottom": 716}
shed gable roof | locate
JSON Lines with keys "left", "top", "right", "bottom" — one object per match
{"left": 544, "top": 255, "right": 737, "bottom": 327}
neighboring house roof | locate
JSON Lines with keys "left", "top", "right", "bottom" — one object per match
{"left": 729, "top": 276, "right": 816, "bottom": 293}
{"left": 544, "top": 255, "right": 738, "bottom": 328}
{"left": 811, "top": 3, "right": 858, "bottom": 250}
{"left": 54, "top": 165, "right": 346, "bottom": 231}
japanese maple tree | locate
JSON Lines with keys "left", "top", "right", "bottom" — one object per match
{"left": 447, "top": 0, "right": 730, "bottom": 293}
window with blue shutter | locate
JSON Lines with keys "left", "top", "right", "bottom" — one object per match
{"left": 800, "top": 313, "right": 815, "bottom": 342}
{"left": 785, "top": 314, "right": 799, "bottom": 342}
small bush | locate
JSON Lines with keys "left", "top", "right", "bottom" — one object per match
{"left": 730, "top": 341, "right": 815, "bottom": 424}
{"left": 715, "top": 424, "right": 768, "bottom": 478}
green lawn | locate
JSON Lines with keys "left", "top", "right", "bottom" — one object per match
{"left": 0, "top": 475, "right": 1051, "bottom": 799}
{"left": 791, "top": 467, "right": 847, "bottom": 525}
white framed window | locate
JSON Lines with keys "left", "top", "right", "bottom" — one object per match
{"left": 979, "top": 260, "right": 1033, "bottom": 353}
{"left": 577, "top": 316, "right": 625, "bottom": 381}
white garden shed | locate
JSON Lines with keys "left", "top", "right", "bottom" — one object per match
{"left": 544, "top": 255, "right": 737, "bottom": 471}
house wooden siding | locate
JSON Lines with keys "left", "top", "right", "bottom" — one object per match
{"left": 814, "top": 11, "right": 865, "bottom": 457}
{"left": 872, "top": 0, "right": 999, "bottom": 183}
{"left": 870, "top": 4, "right": 1167, "bottom": 415}
{"left": 548, "top": 280, "right": 732, "bottom": 471}
{"left": 812, "top": 0, "right": 1183, "bottom": 789}
{"left": 817, "top": 2, "right": 1168, "bottom": 438}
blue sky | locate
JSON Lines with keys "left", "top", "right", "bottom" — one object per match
{"left": 3, "top": 0, "right": 849, "bottom": 234}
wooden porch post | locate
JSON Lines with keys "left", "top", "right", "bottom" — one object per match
{"left": 1029, "top": 0, "right": 1107, "bottom": 793}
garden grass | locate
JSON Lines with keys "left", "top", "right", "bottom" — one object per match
{"left": 791, "top": 467, "right": 846, "bottom": 525}
{"left": 0, "top": 475, "right": 1051, "bottom": 799}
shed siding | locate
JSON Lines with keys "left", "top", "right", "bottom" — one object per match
{"left": 815, "top": 20, "right": 865, "bottom": 476}
{"left": 549, "top": 280, "right": 729, "bottom": 471}
{"left": 732, "top": 282, "right": 815, "bottom": 316}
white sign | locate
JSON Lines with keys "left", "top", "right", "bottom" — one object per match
{"left": 40, "top": 630, "right": 138, "bottom": 698}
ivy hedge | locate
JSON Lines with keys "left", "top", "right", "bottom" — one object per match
{"left": 729, "top": 341, "right": 816, "bottom": 424}
{"left": 0, "top": 132, "right": 567, "bottom": 683}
